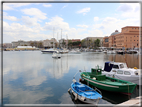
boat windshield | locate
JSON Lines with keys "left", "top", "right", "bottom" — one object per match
{"left": 112, "top": 65, "right": 119, "bottom": 69}
{"left": 120, "top": 64, "right": 124, "bottom": 68}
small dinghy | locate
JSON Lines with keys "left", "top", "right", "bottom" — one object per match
{"left": 68, "top": 79, "right": 102, "bottom": 105}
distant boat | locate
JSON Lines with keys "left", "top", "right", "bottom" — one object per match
{"left": 107, "top": 50, "right": 116, "bottom": 54}
{"left": 69, "top": 49, "right": 81, "bottom": 54}
{"left": 52, "top": 51, "right": 61, "bottom": 58}
{"left": 116, "top": 50, "right": 125, "bottom": 55}
{"left": 41, "top": 48, "right": 58, "bottom": 54}
{"left": 127, "top": 50, "right": 138, "bottom": 54}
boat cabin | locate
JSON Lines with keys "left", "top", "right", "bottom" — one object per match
{"left": 103, "top": 62, "right": 139, "bottom": 76}
{"left": 91, "top": 67, "right": 106, "bottom": 81}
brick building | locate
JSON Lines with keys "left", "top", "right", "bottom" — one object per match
{"left": 103, "top": 26, "right": 141, "bottom": 49}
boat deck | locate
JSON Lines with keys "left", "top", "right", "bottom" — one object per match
{"left": 79, "top": 91, "right": 102, "bottom": 99}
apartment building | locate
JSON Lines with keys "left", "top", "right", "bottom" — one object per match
{"left": 103, "top": 36, "right": 109, "bottom": 47}
{"left": 104, "top": 26, "right": 140, "bottom": 49}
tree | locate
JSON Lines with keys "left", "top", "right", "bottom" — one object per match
{"left": 38, "top": 42, "right": 43, "bottom": 48}
{"left": 94, "top": 39, "right": 100, "bottom": 48}
{"left": 68, "top": 40, "right": 72, "bottom": 48}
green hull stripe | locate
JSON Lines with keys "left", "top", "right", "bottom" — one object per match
{"left": 82, "top": 76, "right": 119, "bottom": 88}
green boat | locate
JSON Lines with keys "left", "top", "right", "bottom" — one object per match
{"left": 80, "top": 65, "right": 137, "bottom": 95}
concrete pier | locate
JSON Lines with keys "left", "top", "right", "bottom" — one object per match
{"left": 114, "top": 96, "right": 141, "bottom": 107}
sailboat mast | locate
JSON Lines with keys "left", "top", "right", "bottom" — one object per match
{"left": 61, "top": 29, "right": 62, "bottom": 48}
{"left": 53, "top": 27, "right": 54, "bottom": 49}
{"left": 57, "top": 32, "right": 58, "bottom": 48}
{"left": 66, "top": 34, "right": 68, "bottom": 49}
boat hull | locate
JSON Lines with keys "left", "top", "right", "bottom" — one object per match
{"left": 102, "top": 73, "right": 141, "bottom": 85}
{"left": 81, "top": 72, "right": 136, "bottom": 95}
{"left": 70, "top": 88, "right": 100, "bottom": 104}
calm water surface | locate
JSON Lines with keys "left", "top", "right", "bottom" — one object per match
{"left": 3, "top": 51, "right": 141, "bottom": 105}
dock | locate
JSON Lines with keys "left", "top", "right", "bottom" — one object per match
{"left": 114, "top": 96, "right": 141, "bottom": 107}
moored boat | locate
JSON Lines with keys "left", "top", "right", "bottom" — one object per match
{"left": 41, "top": 48, "right": 58, "bottom": 53}
{"left": 80, "top": 66, "right": 137, "bottom": 95}
{"left": 68, "top": 79, "right": 102, "bottom": 105}
{"left": 52, "top": 51, "right": 61, "bottom": 58}
{"left": 102, "top": 62, "right": 141, "bottom": 85}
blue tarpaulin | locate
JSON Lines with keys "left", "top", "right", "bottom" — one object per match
{"left": 104, "top": 62, "right": 114, "bottom": 72}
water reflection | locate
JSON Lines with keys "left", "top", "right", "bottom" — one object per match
{"left": 108, "top": 54, "right": 140, "bottom": 69}
{"left": 3, "top": 51, "right": 140, "bottom": 104}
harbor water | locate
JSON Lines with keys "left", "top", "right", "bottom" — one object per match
{"left": 3, "top": 51, "right": 141, "bottom": 105}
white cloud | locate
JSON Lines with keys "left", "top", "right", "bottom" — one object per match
{"left": 76, "top": 7, "right": 90, "bottom": 15}
{"left": 77, "top": 24, "right": 88, "bottom": 28}
{"left": 117, "top": 3, "right": 140, "bottom": 18}
{"left": 21, "top": 8, "right": 47, "bottom": 20}
{"left": 21, "top": 16, "right": 38, "bottom": 26}
{"left": 43, "top": 4, "right": 52, "bottom": 7}
{"left": 3, "top": 21, "right": 49, "bottom": 43}
{"left": 43, "top": 16, "right": 70, "bottom": 31}
{"left": 94, "top": 17, "right": 99, "bottom": 21}
{"left": 92, "top": 16, "right": 140, "bottom": 37}
{"left": 3, "top": 12, "right": 19, "bottom": 21}
{"left": 3, "top": 3, "right": 31, "bottom": 10}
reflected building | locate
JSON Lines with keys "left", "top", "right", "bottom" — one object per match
{"left": 108, "top": 54, "right": 139, "bottom": 68}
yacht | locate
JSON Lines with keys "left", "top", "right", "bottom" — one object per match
{"left": 41, "top": 48, "right": 58, "bottom": 54}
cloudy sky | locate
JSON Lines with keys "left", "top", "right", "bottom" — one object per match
{"left": 3, "top": 2, "right": 140, "bottom": 43}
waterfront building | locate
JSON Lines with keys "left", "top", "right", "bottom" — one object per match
{"left": 103, "top": 36, "right": 109, "bottom": 47}
{"left": 3, "top": 43, "right": 12, "bottom": 48}
{"left": 82, "top": 37, "right": 103, "bottom": 48}
{"left": 12, "top": 40, "right": 30, "bottom": 48}
{"left": 43, "top": 38, "right": 57, "bottom": 48}
{"left": 59, "top": 39, "right": 80, "bottom": 48}
{"left": 115, "top": 26, "right": 140, "bottom": 49}
{"left": 107, "top": 26, "right": 140, "bottom": 49}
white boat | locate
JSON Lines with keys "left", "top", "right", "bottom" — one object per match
{"left": 69, "top": 49, "right": 81, "bottom": 54}
{"left": 41, "top": 48, "right": 58, "bottom": 54}
{"left": 127, "top": 50, "right": 139, "bottom": 54}
{"left": 52, "top": 51, "right": 61, "bottom": 58}
{"left": 103, "top": 50, "right": 107, "bottom": 53}
{"left": 102, "top": 62, "right": 142, "bottom": 85}
{"left": 107, "top": 50, "right": 116, "bottom": 54}
{"left": 59, "top": 48, "right": 69, "bottom": 54}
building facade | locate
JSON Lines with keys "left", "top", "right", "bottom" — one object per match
{"left": 103, "top": 26, "right": 141, "bottom": 49}
{"left": 82, "top": 37, "right": 103, "bottom": 48}
{"left": 12, "top": 40, "right": 31, "bottom": 48}
{"left": 103, "top": 36, "right": 109, "bottom": 47}
{"left": 3, "top": 43, "right": 12, "bottom": 48}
